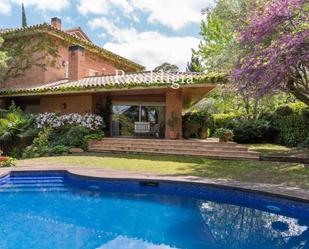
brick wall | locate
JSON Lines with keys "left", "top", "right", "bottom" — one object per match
{"left": 2, "top": 34, "right": 125, "bottom": 89}
{"left": 40, "top": 94, "right": 93, "bottom": 114}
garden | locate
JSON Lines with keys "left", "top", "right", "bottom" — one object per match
{"left": 0, "top": 102, "right": 105, "bottom": 166}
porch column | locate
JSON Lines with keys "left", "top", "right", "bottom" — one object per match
{"left": 165, "top": 89, "right": 183, "bottom": 139}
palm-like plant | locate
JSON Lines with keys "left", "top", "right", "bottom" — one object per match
{"left": 0, "top": 104, "right": 37, "bottom": 157}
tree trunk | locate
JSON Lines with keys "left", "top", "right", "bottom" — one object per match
{"left": 287, "top": 80, "right": 309, "bottom": 106}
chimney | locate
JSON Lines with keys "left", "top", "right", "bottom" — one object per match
{"left": 68, "top": 45, "right": 86, "bottom": 81}
{"left": 51, "top": 17, "right": 61, "bottom": 30}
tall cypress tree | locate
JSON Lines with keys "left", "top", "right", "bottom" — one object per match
{"left": 22, "top": 3, "right": 27, "bottom": 27}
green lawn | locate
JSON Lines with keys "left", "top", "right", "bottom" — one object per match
{"left": 17, "top": 153, "right": 309, "bottom": 189}
{"left": 246, "top": 143, "right": 293, "bottom": 154}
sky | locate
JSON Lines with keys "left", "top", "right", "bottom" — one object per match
{"left": 0, "top": 0, "right": 213, "bottom": 70}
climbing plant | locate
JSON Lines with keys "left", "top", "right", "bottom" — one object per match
{"left": 2, "top": 33, "right": 61, "bottom": 81}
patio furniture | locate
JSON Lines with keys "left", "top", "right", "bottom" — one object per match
{"left": 134, "top": 122, "right": 150, "bottom": 137}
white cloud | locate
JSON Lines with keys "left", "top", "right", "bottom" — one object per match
{"left": 89, "top": 17, "right": 161, "bottom": 43}
{"left": 77, "top": 0, "right": 134, "bottom": 16}
{"left": 0, "top": 0, "right": 69, "bottom": 14}
{"left": 131, "top": 0, "right": 212, "bottom": 30}
{"left": 92, "top": 18, "right": 199, "bottom": 70}
{"left": 0, "top": 0, "right": 11, "bottom": 15}
{"left": 105, "top": 36, "right": 199, "bottom": 70}
{"left": 80, "top": 0, "right": 211, "bottom": 29}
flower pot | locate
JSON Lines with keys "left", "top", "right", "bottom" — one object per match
{"left": 169, "top": 131, "right": 178, "bottom": 139}
{"left": 199, "top": 131, "right": 208, "bottom": 139}
{"left": 0, "top": 156, "right": 9, "bottom": 162}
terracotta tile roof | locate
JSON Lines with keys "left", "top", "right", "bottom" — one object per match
{"left": 0, "top": 23, "right": 144, "bottom": 71}
{"left": 1, "top": 72, "right": 227, "bottom": 96}
{"left": 64, "top": 27, "right": 92, "bottom": 43}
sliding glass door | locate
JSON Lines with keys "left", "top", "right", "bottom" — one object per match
{"left": 112, "top": 103, "right": 165, "bottom": 138}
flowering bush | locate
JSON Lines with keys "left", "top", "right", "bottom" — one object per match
{"left": 36, "top": 113, "right": 104, "bottom": 130}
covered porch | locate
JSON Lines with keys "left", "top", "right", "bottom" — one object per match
{"left": 3, "top": 84, "right": 215, "bottom": 139}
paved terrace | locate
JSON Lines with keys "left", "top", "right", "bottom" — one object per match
{"left": 0, "top": 165, "right": 308, "bottom": 202}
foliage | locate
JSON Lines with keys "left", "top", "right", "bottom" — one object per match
{"left": 182, "top": 112, "right": 200, "bottom": 139}
{"left": 195, "top": 0, "right": 254, "bottom": 72}
{"left": 274, "top": 105, "right": 309, "bottom": 147}
{"left": 186, "top": 54, "right": 203, "bottom": 72}
{"left": 22, "top": 118, "right": 105, "bottom": 159}
{"left": 167, "top": 112, "right": 179, "bottom": 130}
{"left": 153, "top": 63, "right": 179, "bottom": 73}
{"left": 0, "top": 37, "right": 8, "bottom": 83}
{"left": 183, "top": 111, "right": 214, "bottom": 138}
{"left": 2, "top": 23, "right": 143, "bottom": 74}
{"left": 233, "top": 0, "right": 309, "bottom": 105}
{"left": 50, "top": 145, "right": 70, "bottom": 155}
{"left": 36, "top": 113, "right": 104, "bottom": 130}
{"left": 22, "top": 3, "right": 27, "bottom": 28}
{"left": 213, "top": 128, "right": 233, "bottom": 142}
{"left": 0, "top": 102, "right": 38, "bottom": 157}
{"left": 192, "top": 110, "right": 214, "bottom": 132}
{"left": 0, "top": 157, "right": 15, "bottom": 167}
{"left": 231, "top": 119, "right": 275, "bottom": 144}
{"left": 2, "top": 34, "right": 61, "bottom": 81}
{"left": 210, "top": 101, "right": 308, "bottom": 146}
{"left": 33, "top": 128, "right": 51, "bottom": 148}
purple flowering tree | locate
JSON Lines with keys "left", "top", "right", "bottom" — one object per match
{"left": 233, "top": 0, "right": 309, "bottom": 105}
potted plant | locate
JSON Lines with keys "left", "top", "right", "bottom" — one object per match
{"left": 167, "top": 112, "right": 179, "bottom": 139}
{"left": 214, "top": 128, "right": 234, "bottom": 142}
{"left": 193, "top": 111, "right": 214, "bottom": 139}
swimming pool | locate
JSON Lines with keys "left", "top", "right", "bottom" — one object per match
{"left": 0, "top": 170, "right": 308, "bottom": 249}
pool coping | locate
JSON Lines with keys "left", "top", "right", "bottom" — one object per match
{"left": 0, "top": 166, "right": 308, "bottom": 203}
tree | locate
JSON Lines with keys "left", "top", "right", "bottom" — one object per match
{"left": 22, "top": 3, "right": 27, "bottom": 28}
{"left": 186, "top": 54, "right": 203, "bottom": 72}
{"left": 0, "top": 37, "right": 7, "bottom": 83}
{"left": 194, "top": 0, "right": 255, "bottom": 72}
{"left": 233, "top": 0, "right": 309, "bottom": 105}
{"left": 153, "top": 63, "right": 179, "bottom": 73}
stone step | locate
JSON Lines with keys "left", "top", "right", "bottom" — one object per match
{"left": 89, "top": 148, "right": 260, "bottom": 160}
{"left": 90, "top": 143, "right": 249, "bottom": 152}
{"left": 90, "top": 139, "right": 239, "bottom": 148}
{"left": 89, "top": 145, "right": 259, "bottom": 158}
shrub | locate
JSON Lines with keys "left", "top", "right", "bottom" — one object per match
{"left": 275, "top": 105, "right": 294, "bottom": 116}
{"left": 22, "top": 146, "right": 50, "bottom": 159}
{"left": 182, "top": 111, "right": 214, "bottom": 139}
{"left": 65, "top": 126, "right": 89, "bottom": 148}
{"left": 36, "top": 113, "right": 104, "bottom": 130}
{"left": 213, "top": 128, "right": 233, "bottom": 142}
{"left": 276, "top": 113, "right": 308, "bottom": 147}
{"left": 211, "top": 113, "right": 240, "bottom": 134}
{"left": 33, "top": 128, "right": 52, "bottom": 147}
{"left": 231, "top": 119, "right": 274, "bottom": 144}
{"left": 182, "top": 112, "right": 199, "bottom": 139}
{"left": 0, "top": 103, "right": 38, "bottom": 157}
{"left": 50, "top": 145, "right": 70, "bottom": 155}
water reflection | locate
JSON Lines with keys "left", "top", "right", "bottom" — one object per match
{"left": 97, "top": 235, "right": 177, "bottom": 249}
{"left": 198, "top": 201, "right": 309, "bottom": 249}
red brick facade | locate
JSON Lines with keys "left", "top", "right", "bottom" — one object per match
{"left": 0, "top": 18, "right": 215, "bottom": 139}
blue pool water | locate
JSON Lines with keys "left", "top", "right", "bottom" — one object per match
{"left": 0, "top": 171, "right": 308, "bottom": 249}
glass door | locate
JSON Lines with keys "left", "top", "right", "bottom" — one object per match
{"left": 111, "top": 104, "right": 139, "bottom": 137}
{"left": 112, "top": 103, "right": 165, "bottom": 138}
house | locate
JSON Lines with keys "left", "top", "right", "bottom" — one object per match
{"left": 0, "top": 17, "right": 226, "bottom": 139}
